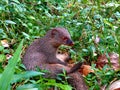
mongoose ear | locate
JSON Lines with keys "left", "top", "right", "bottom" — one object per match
{"left": 51, "top": 29, "right": 59, "bottom": 38}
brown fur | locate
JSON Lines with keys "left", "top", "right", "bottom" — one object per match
{"left": 23, "top": 27, "right": 87, "bottom": 90}
{"left": 68, "top": 72, "right": 88, "bottom": 90}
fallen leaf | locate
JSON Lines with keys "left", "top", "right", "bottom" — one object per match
{"left": 79, "top": 65, "right": 94, "bottom": 76}
{"left": 67, "top": 3, "right": 72, "bottom": 8}
{"left": 1, "top": 40, "right": 9, "bottom": 48}
{"left": 96, "top": 52, "right": 119, "bottom": 70}
{"left": 94, "top": 36, "right": 100, "bottom": 44}
{"left": 108, "top": 80, "right": 120, "bottom": 90}
{"left": 6, "top": 54, "right": 12, "bottom": 60}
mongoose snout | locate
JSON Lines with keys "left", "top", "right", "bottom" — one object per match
{"left": 66, "top": 39, "right": 74, "bottom": 46}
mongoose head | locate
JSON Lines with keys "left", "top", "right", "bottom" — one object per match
{"left": 46, "top": 27, "right": 74, "bottom": 47}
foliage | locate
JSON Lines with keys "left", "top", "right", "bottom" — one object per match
{"left": 0, "top": 40, "right": 23, "bottom": 90}
{"left": 0, "top": 0, "right": 120, "bottom": 89}
{"left": 85, "top": 65, "right": 115, "bottom": 89}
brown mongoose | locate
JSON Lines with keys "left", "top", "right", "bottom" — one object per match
{"left": 23, "top": 27, "right": 87, "bottom": 89}
{"left": 23, "top": 27, "right": 80, "bottom": 75}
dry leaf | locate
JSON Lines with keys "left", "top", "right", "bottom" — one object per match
{"left": 79, "top": 65, "right": 94, "bottom": 76}
{"left": 1, "top": 40, "right": 9, "bottom": 47}
{"left": 67, "top": 3, "right": 72, "bottom": 8}
{"left": 6, "top": 54, "right": 12, "bottom": 60}
{"left": 94, "top": 36, "right": 100, "bottom": 44}
{"left": 108, "top": 80, "right": 120, "bottom": 90}
{"left": 96, "top": 52, "right": 119, "bottom": 70}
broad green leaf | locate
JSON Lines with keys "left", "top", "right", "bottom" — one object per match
{"left": 16, "top": 84, "right": 38, "bottom": 90}
{"left": 115, "top": 12, "right": 120, "bottom": 18}
{"left": 22, "top": 32, "right": 30, "bottom": 40}
{"left": 82, "top": 49, "right": 88, "bottom": 53}
{"left": 28, "top": 16, "right": 35, "bottom": 20}
{"left": 12, "top": 0, "right": 20, "bottom": 4}
{"left": 0, "top": 40, "right": 23, "bottom": 90}
{"left": 12, "top": 71, "right": 44, "bottom": 83}
{"left": 0, "top": 29, "right": 3, "bottom": 33}
{"left": 5, "top": 20, "right": 16, "bottom": 25}
{"left": 0, "top": 54, "right": 6, "bottom": 62}
{"left": 0, "top": 46, "right": 4, "bottom": 51}
{"left": 45, "top": 82, "right": 72, "bottom": 90}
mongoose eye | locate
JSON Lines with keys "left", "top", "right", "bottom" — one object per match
{"left": 63, "top": 37, "right": 68, "bottom": 41}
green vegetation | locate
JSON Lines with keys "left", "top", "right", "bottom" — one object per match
{"left": 0, "top": 0, "right": 120, "bottom": 90}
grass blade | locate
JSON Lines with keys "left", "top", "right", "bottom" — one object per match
{"left": 0, "top": 40, "right": 23, "bottom": 90}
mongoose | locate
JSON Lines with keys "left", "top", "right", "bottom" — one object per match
{"left": 23, "top": 27, "right": 87, "bottom": 89}
{"left": 23, "top": 27, "right": 80, "bottom": 75}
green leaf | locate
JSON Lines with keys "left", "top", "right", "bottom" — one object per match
{"left": 16, "top": 84, "right": 38, "bottom": 90}
{"left": 12, "top": 71, "right": 44, "bottom": 83}
{"left": 0, "top": 40, "right": 23, "bottom": 90}
{"left": 27, "top": 16, "right": 35, "bottom": 20}
{"left": 103, "top": 19, "right": 113, "bottom": 28}
{"left": 5, "top": 20, "right": 16, "bottom": 25}
{"left": 22, "top": 32, "right": 30, "bottom": 40}
{"left": 0, "top": 54, "right": 6, "bottom": 62}
{"left": 0, "top": 46, "right": 4, "bottom": 51}
{"left": 82, "top": 49, "right": 88, "bottom": 53}
{"left": 0, "top": 29, "right": 3, "bottom": 33}
{"left": 45, "top": 82, "right": 72, "bottom": 90}
{"left": 12, "top": 0, "right": 20, "bottom": 4}
{"left": 105, "top": 53, "right": 112, "bottom": 67}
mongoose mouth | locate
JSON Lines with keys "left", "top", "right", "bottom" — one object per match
{"left": 69, "top": 42, "right": 74, "bottom": 46}
{"left": 68, "top": 42, "right": 74, "bottom": 46}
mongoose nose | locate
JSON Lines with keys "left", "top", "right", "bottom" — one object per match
{"left": 66, "top": 39, "right": 74, "bottom": 46}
